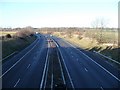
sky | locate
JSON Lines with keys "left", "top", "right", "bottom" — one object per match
{"left": 0, "top": 0, "right": 119, "bottom": 28}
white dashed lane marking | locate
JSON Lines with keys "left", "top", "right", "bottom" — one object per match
{"left": 76, "top": 58, "right": 79, "bottom": 61}
{"left": 100, "top": 86, "right": 104, "bottom": 90}
{"left": 27, "top": 64, "right": 31, "bottom": 69}
{"left": 84, "top": 68, "right": 88, "bottom": 72}
{"left": 14, "top": 79, "right": 20, "bottom": 87}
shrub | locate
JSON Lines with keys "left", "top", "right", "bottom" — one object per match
{"left": 2, "top": 36, "right": 5, "bottom": 39}
{"left": 5, "top": 34, "right": 12, "bottom": 38}
{"left": 30, "top": 34, "right": 34, "bottom": 37}
{"left": 15, "top": 29, "right": 34, "bottom": 38}
{"left": 78, "top": 36, "right": 83, "bottom": 40}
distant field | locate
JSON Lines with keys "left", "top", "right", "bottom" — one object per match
{"left": 84, "top": 30, "right": 118, "bottom": 44}
{"left": 52, "top": 30, "right": 119, "bottom": 63}
{"left": 0, "top": 31, "right": 17, "bottom": 36}
{"left": 53, "top": 29, "right": 118, "bottom": 47}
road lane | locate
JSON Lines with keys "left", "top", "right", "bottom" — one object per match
{"left": 42, "top": 39, "right": 66, "bottom": 89}
{"left": 52, "top": 36, "right": 120, "bottom": 88}
{"left": 65, "top": 39, "right": 120, "bottom": 79}
{"left": 2, "top": 34, "right": 120, "bottom": 88}
{"left": 2, "top": 35, "right": 39, "bottom": 73}
{"left": 2, "top": 34, "right": 48, "bottom": 88}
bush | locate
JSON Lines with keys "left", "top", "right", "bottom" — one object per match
{"left": 78, "top": 36, "right": 83, "bottom": 40}
{"left": 2, "top": 36, "right": 5, "bottom": 40}
{"left": 5, "top": 34, "right": 12, "bottom": 38}
{"left": 30, "top": 34, "right": 34, "bottom": 37}
{"left": 15, "top": 29, "right": 34, "bottom": 38}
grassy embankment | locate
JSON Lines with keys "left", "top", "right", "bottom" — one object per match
{"left": 1, "top": 31, "right": 16, "bottom": 36}
{"left": 1, "top": 31, "right": 36, "bottom": 59}
{"left": 52, "top": 30, "right": 119, "bottom": 63}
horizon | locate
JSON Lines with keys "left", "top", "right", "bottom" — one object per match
{"left": 0, "top": 26, "right": 118, "bottom": 29}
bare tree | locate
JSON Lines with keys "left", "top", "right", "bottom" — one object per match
{"left": 91, "top": 17, "right": 107, "bottom": 44}
{"left": 91, "top": 18, "right": 99, "bottom": 29}
{"left": 91, "top": 18, "right": 107, "bottom": 28}
{"left": 99, "top": 18, "right": 106, "bottom": 43}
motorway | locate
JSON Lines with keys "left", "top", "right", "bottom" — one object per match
{"left": 2, "top": 34, "right": 48, "bottom": 88}
{"left": 52, "top": 36, "right": 120, "bottom": 88}
{"left": 1, "top": 34, "right": 120, "bottom": 89}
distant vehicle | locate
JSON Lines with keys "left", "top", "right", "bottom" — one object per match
{"left": 36, "top": 32, "right": 38, "bottom": 34}
{"left": 47, "top": 38, "right": 53, "bottom": 42}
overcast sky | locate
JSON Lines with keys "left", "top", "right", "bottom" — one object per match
{"left": 0, "top": 0, "right": 119, "bottom": 28}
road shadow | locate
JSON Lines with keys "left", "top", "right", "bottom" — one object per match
{"left": 87, "top": 46, "right": 102, "bottom": 52}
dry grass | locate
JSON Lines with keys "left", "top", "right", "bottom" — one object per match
{"left": 52, "top": 31, "right": 119, "bottom": 62}
{"left": 2, "top": 30, "right": 36, "bottom": 59}
{"left": 2, "top": 36, "right": 36, "bottom": 59}
{"left": 0, "top": 31, "right": 17, "bottom": 36}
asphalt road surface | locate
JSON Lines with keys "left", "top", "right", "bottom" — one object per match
{"left": 2, "top": 34, "right": 48, "bottom": 88}
{"left": 52, "top": 36, "right": 120, "bottom": 88}
{"left": 1, "top": 34, "right": 120, "bottom": 89}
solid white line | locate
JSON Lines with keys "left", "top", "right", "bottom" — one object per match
{"left": 84, "top": 68, "right": 88, "bottom": 72}
{"left": 58, "top": 47, "right": 75, "bottom": 88}
{"left": 94, "top": 51, "right": 120, "bottom": 65}
{"left": 14, "top": 79, "right": 20, "bottom": 87}
{"left": 66, "top": 41, "right": 120, "bottom": 82}
{"left": 52, "top": 39, "right": 75, "bottom": 89}
{"left": 64, "top": 40, "right": 76, "bottom": 49}
{"left": 1, "top": 38, "right": 38, "bottom": 63}
{"left": 1, "top": 51, "right": 17, "bottom": 61}
{"left": 56, "top": 48, "right": 66, "bottom": 85}
{"left": 0, "top": 40, "right": 39, "bottom": 78}
{"left": 79, "top": 50, "right": 120, "bottom": 82}
{"left": 51, "top": 73, "right": 53, "bottom": 89}
{"left": 27, "top": 64, "right": 31, "bottom": 69}
{"left": 44, "top": 47, "right": 50, "bottom": 89}
{"left": 100, "top": 86, "right": 104, "bottom": 90}
{"left": 40, "top": 42, "right": 49, "bottom": 89}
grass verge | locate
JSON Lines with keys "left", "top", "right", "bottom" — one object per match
{"left": 2, "top": 35, "right": 36, "bottom": 59}
{"left": 53, "top": 33, "right": 119, "bottom": 63}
